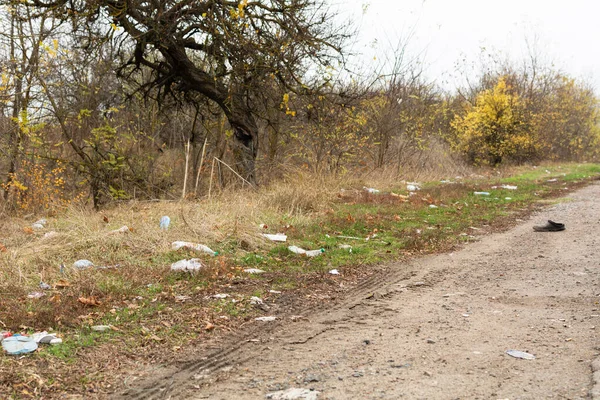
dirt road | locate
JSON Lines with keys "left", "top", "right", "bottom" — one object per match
{"left": 120, "top": 182, "right": 600, "bottom": 400}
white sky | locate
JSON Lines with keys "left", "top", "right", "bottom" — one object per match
{"left": 338, "top": 0, "right": 600, "bottom": 91}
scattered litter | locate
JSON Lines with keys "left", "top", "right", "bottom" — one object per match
{"left": 31, "top": 331, "right": 62, "bottom": 345}
{"left": 34, "top": 218, "right": 47, "bottom": 226}
{"left": 501, "top": 185, "right": 517, "bottom": 190}
{"left": 27, "top": 292, "right": 45, "bottom": 299}
{"left": 288, "top": 246, "right": 324, "bottom": 257}
{"left": 73, "top": 259, "right": 94, "bottom": 270}
{"left": 363, "top": 187, "right": 380, "bottom": 194}
{"left": 255, "top": 316, "right": 277, "bottom": 322}
{"left": 440, "top": 180, "right": 454, "bottom": 184}
{"left": 262, "top": 233, "right": 287, "bottom": 242}
{"left": 265, "top": 388, "right": 320, "bottom": 400}
{"left": 2, "top": 335, "right": 38, "bottom": 355}
{"left": 338, "top": 244, "right": 352, "bottom": 251}
{"left": 159, "top": 216, "right": 170, "bottom": 230}
{"left": 329, "top": 269, "right": 340, "bottom": 275}
{"left": 174, "top": 295, "right": 192, "bottom": 302}
{"left": 244, "top": 268, "right": 265, "bottom": 274}
{"left": 250, "top": 296, "right": 264, "bottom": 305}
{"left": 337, "top": 235, "right": 362, "bottom": 240}
{"left": 91, "top": 325, "right": 112, "bottom": 332}
{"left": 38, "top": 281, "right": 51, "bottom": 290}
{"left": 109, "top": 225, "right": 130, "bottom": 234}
{"left": 269, "top": 290, "right": 282, "bottom": 294}
{"left": 31, "top": 223, "right": 45, "bottom": 230}
{"left": 406, "top": 184, "right": 419, "bottom": 192}
{"left": 429, "top": 204, "right": 438, "bottom": 209}
{"left": 42, "top": 231, "right": 59, "bottom": 239}
{"left": 212, "top": 293, "right": 229, "bottom": 299}
{"left": 473, "top": 192, "right": 490, "bottom": 196}
{"left": 506, "top": 349, "right": 535, "bottom": 360}
{"left": 172, "top": 241, "right": 218, "bottom": 256}
{"left": 505, "top": 197, "right": 512, "bottom": 200}
{"left": 171, "top": 258, "right": 204, "bottom": 272}
{"left": 547, "top": 178, "right": 558, "bottom": 182}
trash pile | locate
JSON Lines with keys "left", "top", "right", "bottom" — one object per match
{"left": 1, "top": 331, "right": 62, "bottom": 355}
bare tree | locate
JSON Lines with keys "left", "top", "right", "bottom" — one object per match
{"left": 24, "top": 0, "right": 351, "bottom": 184}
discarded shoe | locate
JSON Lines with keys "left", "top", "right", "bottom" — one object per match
{"left": 533, "top": 220, "right": 565, "bottom": 232}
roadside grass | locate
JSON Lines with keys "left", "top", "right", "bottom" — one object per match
{"left": 0, "top": 162, "right": 599, "bottom": 398}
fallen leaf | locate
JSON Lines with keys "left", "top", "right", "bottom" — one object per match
{"left": 205, "top": 322, "right": 215, "bottom": 331}
{"left": 0, "top": 243, "right": 6, "bottom": 252}
{"left": 23, "top": 227, "right": 34, "bottom": 235}
{"left": 103, "top": 215, "right": 109, "bottom": 223}
{"left": 54, "top": 280, "right": 71, "bottom": 288}
{"left": 78, "top": 296, "right": 101, "bottom": 306}
{"left": 149, "top": 334, "right": 164, "bottom": 342}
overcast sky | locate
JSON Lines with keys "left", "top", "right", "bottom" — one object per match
{"left": 337, "top": 0, "right": 600, "bottom": 91}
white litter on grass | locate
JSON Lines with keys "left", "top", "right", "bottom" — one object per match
{"left": 288, "top": 246, "right": 324, "bottom": 257}
{"left": 109, "top": 225, "right": 130, "bottom": 234}
{"left": 363, "top": 187, "right": 380, "bottom": 194}
{"left": 42, "top": 231, "right": 59, "bottom": 239}
{"left": 91, "top": 325, "right": 112, "bottom": 332}
{"left": 406, "top": 184, "right": 419, "bottom": 192}
{"left": 212, "top": 293, "right": 229, "bottom": 299}
{"left": 244, "top": 268, "right": 265, "bottom": 274}
{"left": 250, "top": 296, "right": 264, "bottom": 305}
{"left": 547, "top": 178, "right": 558, "bottom": 182}
{"left": 506, "top": 350, "right": 535, "bottom": 360}
{"left": 73, "top": 259, "right": 94, "bottom": 270}
{"left": 159, "top": 216, "right": 170, "bottom": 230}
{"left": 269, "top": 290, "right": 282, "bottom": 294}
{"left": 262, "top": 233, "right": 287, "bottom": 242}
{"left": 255, "top": 316, "right": 277, "bottom": 322}
{"left": 170, "top": 258, "right": 204, "bottom": 272}
{"left": 266, "top": 388, "right": 320, "bottom": 400}
{"left": 338, "top": 244, "right": 352, "bottom": 251}
{"left": 429, "top": 204, "right": 438, "bottom": 209}
{"left": 505, "top": 197, "right": 512, "bottom": 200}
{"left": 501, "top": 185, "right": 517, "bottom": 190}
{"left": 32, "top": 223, "right": 45, "bottom": 230}
{"left": 474, "top": 192, "right": 490, "bottom": 196}
{"left": 172, "top": 241, "right": 218, "bottom": 256}
{"left": 329, "top": 269, "right": 340, "bottom": 275}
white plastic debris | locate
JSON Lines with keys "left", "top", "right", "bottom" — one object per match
{"left": 160, "top": 216, "right": 170, "bottom": 230}
{"left": 2, "top": 336, "right": 38, "bottom": 355}
{"left": 262, "top": 233, "right": 287, "bottom": 242}
{"left": 34, "top": 218, "right": 48, "bottom": 226}
{"left": 473, "top": 192, "right": 490, "bottom": 196}
{"left": 255, "top": 316, "right": 277, "bottom": 322}
{"left": 27, "top": 292, "right": 45, "bottom": 299}
{"left": 31, "top": 331, "right": 62, "bottom": 345}
{"left": 39, "top": 282, "right": 51, "bottom": 290}
{"left": 429, "top": 204, "right": 438, "bottom": 209}
{"left": 250, "top": 296, "right": 264, "bottom": 305}
{"left": 363, "top": 187, "right": 380, "bottom": 194}
{"left": 212, "top": 293, "right": 229, "bottom": 299}
{"left": 172, "top": 241, "right": 218, "bottom": 256}
{"left": 32, "top": 223, "right": 45, "bottom": 230}
{"left": 407, "top": 183, "right": 420, "bottom": 191}
{"left": 42, "top": 231, "right": 59, "bottom": 239}
{"left": 269, "top": 290, "right": 282, "bottom": 294}
{"left": 73, "top": 259, "right": 94, "bottom": 270}
{"left": 501, "top": 185, "right": 518, "bottom": 190}
{"left": 244, "top": 268, "right": 265, "bottom": 274}
{"left": 338, "top": 244, "right": 352, "bottom": 251}
{"left": 288, "top": 246, "right": 324, "bottom": 257}
{"left": 547, "top": 178, "right": 558, "bottom": 182}
{"left": 109, "top": 225, "right": 130, "bottom": 234}
{"left": 91, "top": 325, "right": 112, "bottom": 332}
{"left": 329, "top": 269, "right": 340, "bottom": 275}
{"left": 505, "top": 197, "right": 512, "bottom": 200}
{"left": 506, "top": 350, "right": 535, "bottom": 360}
{"left": 170, "top": 258, "right": 204, "bottom": 272}
{"left": 266, "top": 388, "right": 320, "bottom": 400}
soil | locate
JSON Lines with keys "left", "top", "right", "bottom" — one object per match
{"left": 116, "top": 181, "right": 600, "bottom": 400}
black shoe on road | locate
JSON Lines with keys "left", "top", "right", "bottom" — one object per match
{"left": 533, "top": 220, "right": 566, "bottom": 232}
